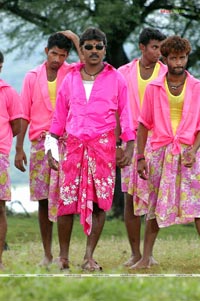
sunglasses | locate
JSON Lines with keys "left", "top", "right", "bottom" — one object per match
{"left": 83, "top": 44, "right": 105, "bottom": 51}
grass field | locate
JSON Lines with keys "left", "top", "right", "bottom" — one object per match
{"left": 1, "top": 213, "right": 200, "bottom": 300}
{"left": 2, "top": 212, "right": 200, "bottom": 275}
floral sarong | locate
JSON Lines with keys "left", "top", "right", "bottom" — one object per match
{"left": 121, "top": 132, "right": 152, "bottom": 216}
{"left": 30, "top": 136, "right": 51, "bottom": 201}
{"left": 147, "top": 144, "right": 200, "bottom": 227}
{"left": 57, "top": 131, "right": 116, "bottom": 235}
{"left": 30, "top": 133, "right": 65, "bottom": 222}
{"left": 0, "top": 153, "right": 11, "bottom": 201}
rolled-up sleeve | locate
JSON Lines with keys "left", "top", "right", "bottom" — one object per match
{"left": 117, "top": 74, "right": 136, "bottom": 141}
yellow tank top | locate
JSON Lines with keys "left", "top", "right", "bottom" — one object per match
{"left": 48, "top": 79, "right": 57, "bottom": 109}
{"left": 137, "top": 61, "right": 160, "bottom": 107}
{"left": 165, "top": 79, "right": 186, "bottom": 135}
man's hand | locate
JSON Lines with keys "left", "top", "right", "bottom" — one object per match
{"left": 137, "top": 159, "right": 148, "bottom": 180}
{"left": 59, "top": 30, "right": 79, "bottom": 42}
{"left": 182, "top": 149, "right": 196, "bottom": 168}
{"left": 15, "top": 148, "right": 27, "bottom": 172}
{"left": 47, "top": 150, "right": 59, "bottom": 171}
{"left": 116, "top": 140, "right": 134, "bottom": 168}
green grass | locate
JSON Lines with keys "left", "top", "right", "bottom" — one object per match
{"left": 3, "top": 213, "right": 200, "bottom": 276}
{"left": 0, "top": 278, "right": 200, "bottom": 301}
{"left": 1, "top": 214, "right": 200, "bottom": 300}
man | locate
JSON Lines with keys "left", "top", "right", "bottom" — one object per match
{"left": 14, "top": 31, "right": 81, "bottom": 267}
{"left": 133, "top": 35, "right": 200, "bottom": 269}
{"left": 46, "top": 27, "right": 135, "bottom": 271}
{"left": 117, "top": 28, "right": 166, "bottom": 267}
{"left": 0, "top": 50, "right": 22, "bottom": 269}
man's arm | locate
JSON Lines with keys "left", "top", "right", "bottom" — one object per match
{"left": 14, "top": 119, "right": 29, "bottom": 172}
{"left": 60, "top": 30, "right": 84, "bottom": 62}
{"left": 183, "top": 131, "right": 200, "bottom": 168}
{"left": 137, "top": 122, "right": 148, "bottom": 180}
{"left": 10, "top": 118, "right": 21, "bottom": 137}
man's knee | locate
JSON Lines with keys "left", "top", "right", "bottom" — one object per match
{"left": 93, "top": 203, "right": 104, "bottom": 215}
{"left": 38, "top": 199, "right": 48, "bottom": 208}
{"left": 0, "top": 201, "right": 6, "bottom": 215}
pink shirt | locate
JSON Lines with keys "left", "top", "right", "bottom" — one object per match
{"left": 118, "top": 59, "right": 167, "bottom": 130}
{"left": 139, "top": 71, "right": 200, "bottom": 154}
{"left": 50, "top": 63, "right": 135, "bottom": 141}
{"left": 0, "top": 80, "right": 23, "bottom": 154}
{"left": 21, "top": 61, "right": 73, "bottom": 141}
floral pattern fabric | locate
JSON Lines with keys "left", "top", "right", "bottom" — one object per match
{"left": 121, "top": 132, "right": 152, "bottom": 216}
{"left": 30, "top": 135, "right": 64, "bottom": 223}
{"left": 147, "top": 144, "right": 200, "bottom": 227}
{"left": 57, "top": 131, "right": 116, "bottom": 235}
{"left": 0, "top": 154, "right": 11, "bottom": 201}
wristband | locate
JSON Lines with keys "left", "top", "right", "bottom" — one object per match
{"left": 44, "top": 134, "right": 59, "bottom": 162}
{"left": 116, "top": 140, "right": 122, "bottom": 146}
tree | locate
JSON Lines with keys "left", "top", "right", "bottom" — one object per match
{"left": 0, "top": 0, "right": 200, "bottom": 69}
{"left": 1, "top": 0, "right": 200, "bottom": 218}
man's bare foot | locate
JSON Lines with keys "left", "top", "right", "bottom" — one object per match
{"left": 149, "top": 256, "right": 159, "bottom": 266}
{"left": 39, "top": 255, "right": 53, "bottom": 267}
{"left": 81, "top": 259, "right": 102, "bottom": 272}
{"left": 54, "top": 257, "right": 70, "bottom": 270}
{"left": 123, "top": 255, "right": 142, "bottom": 267}
{"left": 129, "top": 258, "right": 151, "bottom": 270}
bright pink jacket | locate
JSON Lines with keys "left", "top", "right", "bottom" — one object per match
{"left": 21, "top": 61, "right": 73, "bottom": 141}
{"left": 0, "top": 80, "right": 23, "bottom": 154}
{"left": 50, "top": 62, "right": 136, "bottom": 141}
{"left": 139, "top": 71, "right": 200, "bottom": 154}
{"left": 118, "top": 59, "right": 167, "bottom": 130}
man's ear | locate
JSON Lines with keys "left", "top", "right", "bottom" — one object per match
{"left": 45, "top": 47, "right": 49, "bottom": 55}
{"left": 139, "top": 43, "right": 145, "bottom": 52}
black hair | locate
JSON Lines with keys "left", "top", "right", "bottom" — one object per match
{"left": 47, "top": 33, "right": 72, "bottom": 52}
{"left": 139, "top": 28, "right": 166, "bottom": 46}
{"left": 79, "top": 27, "right": 107, "bottom": 46}
{"left": 0, "top": 51, "right": 4, "bottom": 63}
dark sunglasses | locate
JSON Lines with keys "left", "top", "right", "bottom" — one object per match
{"left": 83, "top": 44, "right": 105, "bottom": 51}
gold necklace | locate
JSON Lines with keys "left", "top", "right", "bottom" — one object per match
{"left": 83, "top": 65, "right": 104, "bottom": 80}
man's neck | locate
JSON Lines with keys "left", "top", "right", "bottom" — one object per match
{"left": 46, "top": 67, "right": 58, "bottom": 82}
{"left": 167, "top": 72, "right": 186, "bottom": 83}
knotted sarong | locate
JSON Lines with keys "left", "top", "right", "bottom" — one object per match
{"left": 58, "top": 130, "right": 116, "bottom": 235}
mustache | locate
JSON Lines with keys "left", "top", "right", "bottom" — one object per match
{"left": 89, "top": 54, "right": 99, "bottom": 58}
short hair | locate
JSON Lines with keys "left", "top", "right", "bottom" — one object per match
{"left": 0, "top": 51, "right": 4, "bottom": 63}
{"left": 47, "top": 33, "right": 72, "bottom": 52}
{"left": 79, "top": 27, "right": 107, "bottom": 47}
{"left": 160, "top": 35, "right": 191, "bottom": 57}
{"left": 139, "top": 28, "right": 166, "bottom": 46}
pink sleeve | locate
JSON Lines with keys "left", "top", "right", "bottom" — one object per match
{"left": 6, "top": 87, "right": 23, "bottom": 120}
{"left": 117, "top": 74, "right": 136, "bottom": 141}
{"left": 138, "top": 85, "right": 153, "bottom": 130}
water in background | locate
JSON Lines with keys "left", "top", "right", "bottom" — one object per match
{"left": 7, "top": 185, "right": 38, "bottom": 213}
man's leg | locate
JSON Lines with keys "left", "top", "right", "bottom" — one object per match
{"left": 130, "top": 218, "right": 159, "bottom": 269}
{"left": 195, "top": 218, "right": 200, "bottom": 235}
{"left": 124, "top": 192, "right": 142, "bottom": 265}
{"left": 83, "top": 203, "right": 106, "bottom": 270}
{"left": 0, "top": 201, "right": 7, "bottom": 269}
{"left": 38, "top": 199, "right": 53, "bottom": 266}
{"left": 57, "top": 214, "right": 74, "bottom": 269}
